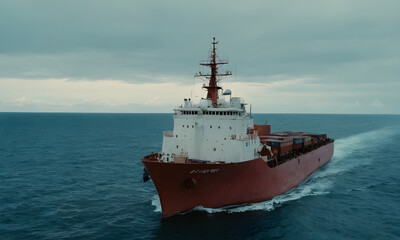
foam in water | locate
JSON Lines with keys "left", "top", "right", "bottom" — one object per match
{"left": 151, "top": 195, "right": 162, "bottom": 212}
{"left": 193, "top": 178, "right": 333, "bottom": 214}
{"left": 317, "top": 126, "right": 399, "bottom": 178}
{"left": 151, "top": 127, "right": 399, "bottom": 214}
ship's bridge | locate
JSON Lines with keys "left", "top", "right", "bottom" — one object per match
{"left": 174, "top": 96, "right": 246, "bottom": 116}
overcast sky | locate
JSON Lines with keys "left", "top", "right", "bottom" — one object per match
{"left": 0, "top": 0, "right": 399, "bottom": 113}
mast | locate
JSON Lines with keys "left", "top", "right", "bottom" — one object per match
{"left": 195, "top": 37, "right": 232, "bottom": 107}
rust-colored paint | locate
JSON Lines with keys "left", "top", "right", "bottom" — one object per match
{"left": 254, "top": 124, "right": 271, "bottom": 136}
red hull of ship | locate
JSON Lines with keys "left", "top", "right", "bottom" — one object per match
{"left": 142, "top": 142, "right": 334, "bottom": 217}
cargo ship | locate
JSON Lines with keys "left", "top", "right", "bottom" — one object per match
{"left": 142, "top": 38, "right": 334, "bottom": 217}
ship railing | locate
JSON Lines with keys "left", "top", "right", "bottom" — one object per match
{"left": 143, "top": 153, "right": 160, "bottom": 161}
{"left": 231, "top": 134, "right": 241, "bottom": 140}
{"left": 249, "top": 133, "right": 258, "bottom": 140}
{"left": 242, "top": 133, "right": 258, "bottom": 140}
{"left": 231, "top": 133, "right": 258, "bottom": 141}
{"left": 163, "top": 131, "right": 174, "bottom": 137}
{"left": 265, "top": 138, "right": 335, "bottom": 168}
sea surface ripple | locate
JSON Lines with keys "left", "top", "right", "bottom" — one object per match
{"left": 1, "top": 113, "right": 399, "bottom": 239}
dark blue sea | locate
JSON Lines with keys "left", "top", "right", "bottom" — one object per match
{"left": 1, "top": 113, "right": 400, "bottom": 239}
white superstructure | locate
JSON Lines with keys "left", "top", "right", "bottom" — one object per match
{"left": 160, "top": 96, "right": 260, "bottom": 163}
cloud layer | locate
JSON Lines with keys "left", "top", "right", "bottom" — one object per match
{"left": 1, "top": 0, "right": 399, "bottom": 113}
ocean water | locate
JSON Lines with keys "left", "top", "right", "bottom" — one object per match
{"left": 1, "top": 113, "right": 400, "bottom": 239}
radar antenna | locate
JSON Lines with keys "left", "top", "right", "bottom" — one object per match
{"left": 195, "top": 37, "right": 232, "bottom": 107}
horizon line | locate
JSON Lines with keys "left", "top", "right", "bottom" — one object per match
{"left": 0, "top": 111, "right": 399, "bottom": 116}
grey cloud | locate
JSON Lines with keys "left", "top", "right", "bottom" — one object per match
{"left": 0, "top": 0, "right": 399, "bottom": 86}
